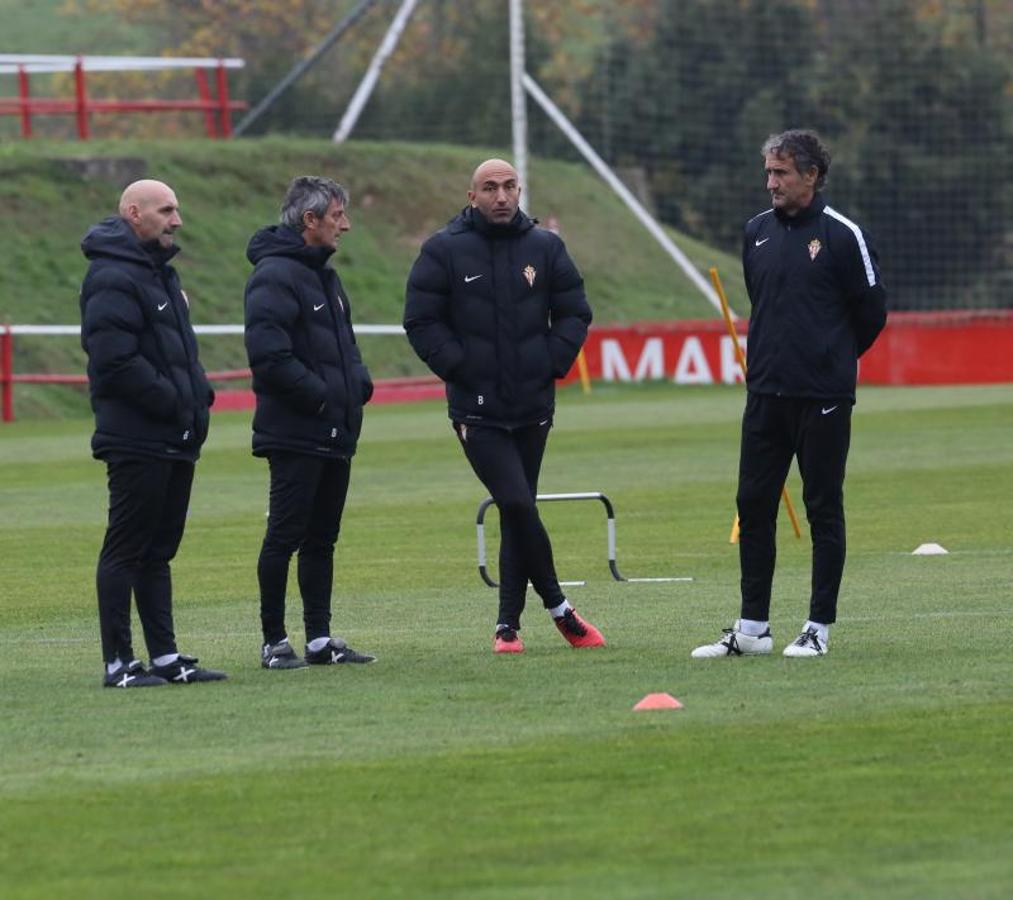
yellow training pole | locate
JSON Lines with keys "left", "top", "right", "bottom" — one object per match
{"left": 575, "top": 348, "right": 592, "bottom": 395}
{"left": 709, "top": 268, "right": 802, "bottom": 541}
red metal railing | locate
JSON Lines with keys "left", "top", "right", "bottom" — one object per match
{"left": 0, "top": 324, "right": 427, "bottom": 422}
{"left": 0, "top": 55, "right": 245, "bottom": 140}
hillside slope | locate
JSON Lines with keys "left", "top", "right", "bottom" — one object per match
{"left": 0, "top": 138, "right": 745, "bottom": 414}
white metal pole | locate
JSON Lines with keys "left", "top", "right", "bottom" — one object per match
{"left": 332, "top": 0, "right": 419, "bottom": 144}
{"left": 234, "top": 0, "right": 378, "bottom": 136}
{"left": 523, "top": 73, "right": 723, "bottom": 314}
{"left": 509, "top": 0, "right": 529, "bottom": 211}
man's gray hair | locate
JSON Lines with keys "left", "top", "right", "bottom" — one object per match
{"left": 762, "top": 130, "right": 831, "bottom": 190}
{"left": 280, "top": 176, "right": 349, "bottom": 230}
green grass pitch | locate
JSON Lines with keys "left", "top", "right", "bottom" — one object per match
{"left": 1, "top": 383, "right": 1011, "bottom": 898}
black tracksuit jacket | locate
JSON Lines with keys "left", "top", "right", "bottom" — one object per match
{"left": 244, "top": 225, "right": 372, "bottom": 459}
{"left": 742, "top": 194, "right": 887, "bottom": 402}
{"left": 403, "top": 207, "right": 591, "bottom": 427}
{"left": 80, "top": 217, "right": 213, "bottom": 462}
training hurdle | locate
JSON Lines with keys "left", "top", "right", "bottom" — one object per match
{"left": 475, "top": 491, "right": 693, "bottom": 588}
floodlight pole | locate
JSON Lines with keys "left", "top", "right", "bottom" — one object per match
{"left": 509, "top": 0, "right": 529, "bottom": 211}
{"left": 333, "top": 0, "right": 419, "bottom": 143}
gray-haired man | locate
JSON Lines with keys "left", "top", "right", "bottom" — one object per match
{"left": 244, "top": 176, "right": 376, "bottom": 669}
{"left": 692, "top": 130, "right": 886, "bottom": 660}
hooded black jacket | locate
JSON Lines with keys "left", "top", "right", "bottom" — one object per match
{"left": 403, "top": 207, "right": 591, "bottom": 427}
{"left": 244, "top": 225, "right": 372, "bottom": 459}
{"left": 742, "top": 193, "right": 887, "bottom": 402}
{"left": 80, "top": 216, "right": 213, "bottom": 462}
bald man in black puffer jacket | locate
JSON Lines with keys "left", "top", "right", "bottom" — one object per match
{"left": 81, "top": 179, "right": 225, "bottom": 688}
{"left": 404, "top": 158, "right": 605, "bottom": 655}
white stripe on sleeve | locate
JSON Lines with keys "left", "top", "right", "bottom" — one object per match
{"left": 824, "top": 206, "right": 877, "bottom": 287}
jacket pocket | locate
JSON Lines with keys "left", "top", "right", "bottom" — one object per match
{"left": 290, "top": 372, "right": 328, "bottom": 416}
{"left": 357, "top": 365, "right": 374, "bottom": 404}
{"left": 194, "top": 406, "right": 210, "bottom": 445}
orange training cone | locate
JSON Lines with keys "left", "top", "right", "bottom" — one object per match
{"left": 633, "top": 693, "right": 683, "bottom": 711}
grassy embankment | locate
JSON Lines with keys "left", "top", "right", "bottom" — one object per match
{"left": 0, "top": 138, "right": 744, "bottom": 417}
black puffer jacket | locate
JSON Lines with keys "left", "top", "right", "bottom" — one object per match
{"left": 80, "top": 216, "right": 213, "bottom": 462}
{"left": 404, "top": 207, "right": 591, "bottom": 427}
{"left": 244, "top": 225, "right": 372, "bottom": 458}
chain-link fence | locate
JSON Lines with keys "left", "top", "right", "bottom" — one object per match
{"left": 7, "top": 0, "right": 1011, "bottom": 309}
{"left": 331, "top": 0, "right": 1013, "bottom": 311}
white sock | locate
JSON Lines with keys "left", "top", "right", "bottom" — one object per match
{"left": 737, "top": 618, "right": 769, "bottom": 637}
{"left": 548, "top": 600, "right": 572, "bottom": 619}
{"left": 805, "top": 621, "right": 830, "bottom": 645}
{"left": 106, "top": 659, "right": 124, "bottom": 676}
{"left": 153, "top": 652, "right": 179, "bottom": 667}
{"left": 307, "top": 636, "right": 330, "bottom": 652}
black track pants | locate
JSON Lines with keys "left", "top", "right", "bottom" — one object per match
{"left": 736, "top": 393, "right": 852, "bottom": 625}
{"left": 455, "top": 420, "right": 565, "bottom": 629}
{"left": 257, "top": 452, "right": 351, "bottom": 646}
{"left": 97, "top": 457, "right": 194, "bottom": 664}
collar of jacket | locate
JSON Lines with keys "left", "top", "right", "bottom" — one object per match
{"left": 774, "top": 192, "right": 826, "bottom": 226}
{"left": 447, "top": 206, "right": 535, "bottom": 237}
{"left": 80, "top": 215, "right": 180, "bottom": 269}
{"left": 141, "top": 239, "right": 179, "bottom": 269}
{"left": 245, "top": 224, "right": 335, "bottom": 269}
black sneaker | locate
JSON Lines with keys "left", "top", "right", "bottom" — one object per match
{"left": 150, "top": 653, "right": 228, "bottom": 684}
{"left": 304, "top": 637, "right": 376, "bottom": 665}
{"left": 262, "top": 639, "right": 309, "bottom": 670}
{"left": 103, "top": 659, "right": 168, "bottom": 689}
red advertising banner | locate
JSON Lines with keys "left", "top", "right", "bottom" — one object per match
{"left": 857, "top": 311, "right": 1013, "bottom": 385}
{"left": 572, "top": 311, "right": 1013, "bottom": 386}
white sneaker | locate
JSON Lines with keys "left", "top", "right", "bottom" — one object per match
{"left": 782, "top": 627, "right": 827, "bottom": 657}
{"left": 691, "top": 624, "right": 773, "bottom": 658}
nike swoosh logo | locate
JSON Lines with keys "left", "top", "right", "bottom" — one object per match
{"left": 754, "top": 237, "right": 770, "bottom": 246}
{"left": 157, "top": 302, "right": 168, "bottom": 311}
{"left": 464, "top": 274, "right": 483, "bottom": 283}
{"left": 313, "top": 304, "right": 326, "bottom": 311}
{"left": 821, "top": 405, "right": 838, "bottom": 415}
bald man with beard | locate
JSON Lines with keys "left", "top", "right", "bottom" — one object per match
{"left": 404, "top": 159, "right": 605, "bottom": 654}
{"left": 80, "top": 179, "right": 226, "bottom": 688}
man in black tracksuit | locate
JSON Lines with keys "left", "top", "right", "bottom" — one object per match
{"left": 245, "top": 176, "right": 375, "bottom": 670}
{"left": 81, "top": 179, "right": 226, "bottom": 688}
{"left": 693, "top": 130, "right": 887, "bottom": 660}
{"left": 404, "top": 158, "right": 605, "bottom": 654}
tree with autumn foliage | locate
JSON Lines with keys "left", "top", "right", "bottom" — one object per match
{"left": 64, "top": 0, "right": 656, "bottom": 139}
{"left": 59, "top": 0, "right": 1010, "bottom": 308}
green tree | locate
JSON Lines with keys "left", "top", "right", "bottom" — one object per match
{"left": 807, "top": 0, "right": 1012, "bottom": 307}
{"left": 570, "top": 0, "right": 1011, "bottom": 308}
{"left": 574, "top": 0, "right": 819, "bottom": 248}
